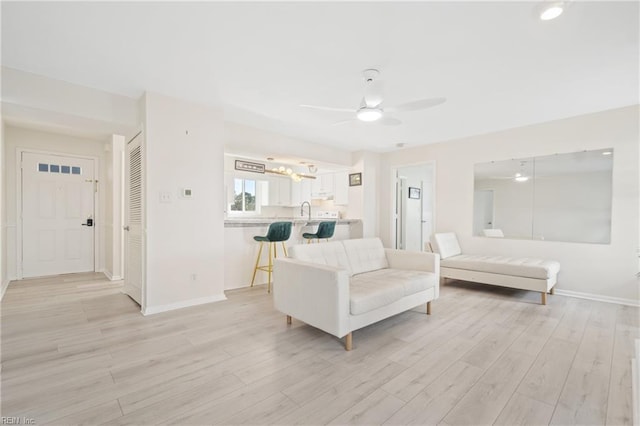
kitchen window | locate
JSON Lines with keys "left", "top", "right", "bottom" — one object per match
{"left": 230, "top": 178, "right": 257, "bottom": 212}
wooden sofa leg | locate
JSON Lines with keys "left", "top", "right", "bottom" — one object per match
{"left": 344, "top": 333, "right": 352, "bottom": 351}
{"left": 427, "top": 301, "right": 432, "bottom": 315}
{"left": 541, "top": 292, "right": 547, "bottom": 305}
{"left": 286, "top": 315, "right": 292, "bottom": 325}
{"left": 550, "top": 287, "right": 555, "bottom": 295}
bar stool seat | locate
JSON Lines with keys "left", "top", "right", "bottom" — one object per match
{"left": 302, "top": 221, "right": 336, "bottom": 243}
{"left": 251, "top": 221, "right": 292, "bottom": 293}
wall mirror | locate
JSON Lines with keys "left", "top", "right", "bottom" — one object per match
{"left": 473, "top": 148, "right": 613, "bottom": 244}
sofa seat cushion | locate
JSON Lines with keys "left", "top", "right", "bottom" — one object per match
{"left": 441, "top": 255, "right": 560, "bottom": 279}
{"left": 342, "top": 238, "right": 389, "bottom": 276}
{"left": 349, "top": 268, "right": 437, "bottom": 315}
{"left": 288, "top": 241, "right": 352, "bottom": 273}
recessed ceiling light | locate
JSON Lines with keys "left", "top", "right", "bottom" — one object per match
{"left": 356, "top": 107, "right": 383, "bottom": 122}
{"left": 602, "top": 151, "right": 612, "bottom": 156}
{"left": 539, "top": 2, "right": 564, "bottom": 20}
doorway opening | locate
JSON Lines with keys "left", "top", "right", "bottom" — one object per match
{"left": 393, "top": 163, "right": 435, "bottom": 251}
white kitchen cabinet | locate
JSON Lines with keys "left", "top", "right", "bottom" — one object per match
{"left": 311, "top": 173, "right": 335, "bottom": 198}
{"left": 291, "top": 179, "right": 312, "bottom": 206}
{"left": 333, "top": 171, "right": 349, "bottom": 205}
{"left": 264, "top": 177, "right": 292, "bottom": 206}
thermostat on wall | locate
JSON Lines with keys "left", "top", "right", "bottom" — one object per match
{"left": 181, "top": 188, "right": 193, "bottom": 198}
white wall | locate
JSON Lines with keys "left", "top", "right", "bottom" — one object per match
{"left": 3, "top": 126, "right": 108, "bottom": 280}
{"left": 381, "top": 106, "right": 639, "bottom": 304}
{"left": 142, "top": 92, "right": 225, "bottom": 313}
{"left": 104, "top": 135, "right": 125, "bottom": 280}
{"left": 2, "top": 67, "right": 139, "bottom": 139}
{"left": 225, "top": 121, "right": 351, "bottom": 168}
{"left": 1, "top": 119, "right": 8, "bottom": 298}
{"left": 349, "top": 151, "right": 381, "bottom": 237}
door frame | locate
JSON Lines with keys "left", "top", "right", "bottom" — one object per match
{"left": 390, "top": 161, "right": 437, "bottom": 251}
{"left": 16, "top": 148, "right": 100, "bottom": 280}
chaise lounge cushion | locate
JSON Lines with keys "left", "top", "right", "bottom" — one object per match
{"left": 441, "top": 255, "right": 560, "bottom": 280}
{"left": 349, "top": 268, "right": 437, "bottom": 315}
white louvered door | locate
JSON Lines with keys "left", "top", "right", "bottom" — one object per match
{"left": 124, "top": 132, "right": 144, "bottom": 306}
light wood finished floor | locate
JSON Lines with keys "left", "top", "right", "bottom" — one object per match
{"left": 1, "top": 273, "right": 638, "bottom": 425}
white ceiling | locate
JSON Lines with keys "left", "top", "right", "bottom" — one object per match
{"left": 2, "top": 1, "right": 638, "bottom": 152}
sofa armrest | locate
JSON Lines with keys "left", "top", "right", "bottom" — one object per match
{"left": 384, "top": 249, "right": 440, "bottom": 274}
{"left": 273, "top": 258, "right": 351, "bottom": 338}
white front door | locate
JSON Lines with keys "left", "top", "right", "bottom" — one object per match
{"left": 123, "top": 132, "right": 144, "bottom": 306}
{"left": 22, "top": 152, "right": 95, "bottom": 278}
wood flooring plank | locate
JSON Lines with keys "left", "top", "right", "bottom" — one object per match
{"left": 606, "top": 324, "right": 640, "bottom": 425}
{"left": 493, "top": 392, "right": 555, "bottom": 426}
{"left": 517, "top": 337, "right": 579, "bottom": 406}
{"left": 327, "top": 388, "right": 405, "bottom": 425}
{"left": 550, "top": 325, "right": 615, "bottom": 425}
{"left": 442, "top": 349, "right": 537, "bottom": 425}
{"left": 382, "top": 360, "right": 484, "bottom": 425}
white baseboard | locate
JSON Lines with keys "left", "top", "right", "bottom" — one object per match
{"left": 102, "top": 270, "right": 123, "bottom": 281}
{"left": 633, "top": 340, "right": 639, "bottom": 426}
{"left": 554, "top": 289, "right": 640, "bottom": 307}
{"left": 1, "top": 279, "right": 10, "bottom": 300}
{"left": 142, "top": 294, "right": 227, "bottom": 315}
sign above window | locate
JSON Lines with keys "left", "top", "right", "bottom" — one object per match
{"left": 235, "top": 160, "right": 265, "bottom": 174}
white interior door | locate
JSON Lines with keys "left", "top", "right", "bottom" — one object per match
{"left": 22, "top": 152, "right": 95, "bottom": 278}
{"left": 124, "top": 132, "right": 144, "bottom": 306}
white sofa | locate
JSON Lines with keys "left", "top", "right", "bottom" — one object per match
{"left": 273, "top": 238, "right": 439, "bottom": 350}
{"left": 430, "top": 232, "right": 560, "bottom": 305}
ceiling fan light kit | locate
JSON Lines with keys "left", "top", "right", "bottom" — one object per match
{"left": 539, "top": 1, "right": 564, "bottom": 20}
{"left": 356, "top": 107, "right": 383, "bottom": 122}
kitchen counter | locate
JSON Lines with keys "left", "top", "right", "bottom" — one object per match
{"left": 223, "top": 218, "right": 363, "bottom": 290}
{"left": 224, "top": 217, "right": 361, "bottom": 227}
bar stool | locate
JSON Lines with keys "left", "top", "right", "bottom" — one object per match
{"left": 251, "top": 221, "right": 292, "bottom": 293}
{"left": 302, "top": 221, "right": 336, "bottom": 244}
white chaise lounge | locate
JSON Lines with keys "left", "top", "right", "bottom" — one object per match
{"left": 273, "top": 238, "right": 439, "bottom": 350}
{"left": 430, "top": 232, "right": 560, "bottom": 305}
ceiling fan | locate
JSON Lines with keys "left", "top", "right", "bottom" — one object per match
{"left": 300, "top": 69, "right": 446, "bottom": 126}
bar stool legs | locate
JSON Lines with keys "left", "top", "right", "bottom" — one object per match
{"left": 251, "top": 221, "right": 293, "bottom": 293}
{"left": 251, "top": 241, "right": 288, "bottom": 293}
{"left": 250, "top": 242, "right": 264, "bottom": 287}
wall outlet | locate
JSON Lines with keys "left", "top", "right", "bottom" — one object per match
{"left": 191, "top": 274, "right": 197, "bottom": 281}
{"left": 159, "top": 191, "right": 172, "bottom": 203}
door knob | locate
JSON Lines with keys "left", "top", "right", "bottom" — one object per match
{"left": 82, "top": 218, "right": 93, "bottom": 227}
{"left": 123, "top": 226, "right": 130, "bottom": 231}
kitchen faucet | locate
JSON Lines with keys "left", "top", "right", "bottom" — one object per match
{"left": 300, "top": 201, "right": 311, "bottom": 221}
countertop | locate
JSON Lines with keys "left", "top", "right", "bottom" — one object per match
{"left": 224, "top": 217, "right": 361, "bottom": 227}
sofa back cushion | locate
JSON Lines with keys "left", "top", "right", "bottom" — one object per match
{"left": 288, "top": 241, "right": 352, "bottom": 273}
{"left": 342, "top": 238, "right": 389, "bottom": 275}
{"left": 431, "top": 232, "right": 462, "bottom": 259}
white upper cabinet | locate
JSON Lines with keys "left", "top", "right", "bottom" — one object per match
{"left": 291, "top": 179, "right": 312, "bottom": 206}
{"left": 266, "top": 177, "right": 291, "bottom": 206}
{"left": 311, "top": 173, "right": 335, "bottom": 198}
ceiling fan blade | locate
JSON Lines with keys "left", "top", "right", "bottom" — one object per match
{"left": 379, "top": 116, "right": 402, "bottom": 126}
{"left": 299, "top": 104, "right": 354, "bottom": 113}
{"left": 331, "top": 119, "right": 357, "bottom": 126}
{"left": 387, "top": 97, "right": 446, "bottom": 113}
